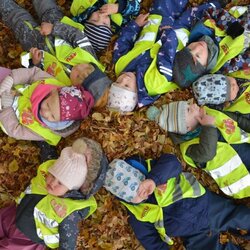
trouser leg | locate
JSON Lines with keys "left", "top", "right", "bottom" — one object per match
{"left": 32, "top": 0, "right": 63, "bottom": 23}
{"left": 0, "top": 0, "right": 45, "bottom": 51}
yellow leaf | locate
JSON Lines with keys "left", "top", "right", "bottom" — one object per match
{"left": 8, "top": 159, "right": 19, "bottom": 172}
{"left": 92, "top": 112, "right": 104, "bottom": 121}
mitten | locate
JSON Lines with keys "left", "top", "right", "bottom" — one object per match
{"left": 146, "top": 106, "right": 160, "bottom": 121}
{"left": 1, "top": 91, "right": 14, "bottom": 109}
{"left": 0, "top": 75, "right": 13, "bottom": 95}
{"left": 226, "top": 21, "right": 244, "bottom": 39}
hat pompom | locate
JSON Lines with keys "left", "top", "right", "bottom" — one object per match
{"left": 146, "top": 106, "right": 160, "bottom": 121}
{"left": 72, "top": 138, "right": 88, "bottom": 155}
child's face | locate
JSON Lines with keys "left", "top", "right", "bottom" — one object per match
{"left": 88, "top": 10, "right": 111, "bottom": 28}
{"left": 40, "top": 89, "right": 60, "bottom": 122}
{"left": 187, "top": 41, "right": 208, "bottom": 67}
{"left": 185, "top": 103, "right": 201, "bottom": 131}
{"left": 70, "top": 63, "right": 95, "bottom": 85}
{"left": 114, "top": 72, "right": 137, "bottom": 92}
{"left": 46, "top": 173, "right": 69, "bottom": 196}
{"left": 227, "top": 76, "right": 239, "bottom": 101}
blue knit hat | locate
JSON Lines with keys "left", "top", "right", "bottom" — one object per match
{"left": 192, "top": 74, "right": 231, "bottom": 105}
{"left": 104, "top": 159, "right": 145, "bottom": 202}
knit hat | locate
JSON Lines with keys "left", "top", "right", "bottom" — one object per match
{"left": 83, "top": 64, "right": 112, "bottom": 102}
{"left": 172, "top": 47, "right": 206, "bottom": 88}
{"left": 192, "top": 74, "right": 231, "bottom": 105}
{"left": 199, "top": 35, "right": 219, "bottom": 72}
{"left": 84, "top": 22, "right": 113, "bottom": 52}
{"left": 104, "top": 159, "right": 145, "bottom": 202}
{"left": 48, "top": 139, "right": 88, "bottom": 190}
{"left": 107, "top": 84, "right": 138, "bottom": 112}
{"left": 58, "top": 86, "right": 94, "bottom": 121}
{"left": 146, "top": 101, "right": 189, "bottom": 134}
{"left": 31, "top": 83, "right": 59, "bottom": 125}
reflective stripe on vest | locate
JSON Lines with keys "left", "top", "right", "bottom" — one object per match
{"left": 115, "top": 14, "right": 162, "bottom": 76}
{"left": 229, "top": 6, "right": 248, "bottom": 18}
{"left": 17, "top": 79, "right": 68, "bottom": 145}
{"left": 55, "top": 17, "right": 105, "bottom": 71}
{"left": 203, "top": 19, "right": 245, "bottom": 73}
{"left": 180, "top": 139, "right": 250, "bottom": 198}
{"left": 115, "top": 14, "right": 179, "bottom": 95}
{"left": 204, "top": 106, "right": 250, "bottom": 144}
{"left": 18, "top": 160, "right": 97, "bottom": 248}
{"left": 121, "top": 160, "right": 205, "bottom": 245}
{"left": 223, "top": 82, "right": 250, "bottom": 114}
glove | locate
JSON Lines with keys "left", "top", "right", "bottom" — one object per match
{"left": 226, "top": 21, "right": 244, "bottom": 39}
{"left": 0, "top": 75, "right": 13, "bottom": 95}
{"left": 1, "top": 91, "right": 14, "bottom": 109}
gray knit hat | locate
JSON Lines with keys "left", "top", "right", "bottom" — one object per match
{"left": 84, "top": 22, "right": 113, "bottom": 52}
{"left": 146, "top": 101, "right": 189, "bottom": 134}
{"left": 104, "top": 159, "right": 145, "bottom": 202}
{"left": 199, "top": 35, "right": 219, "bottom": 72}
{"left": 173, "top": 47, "right": 206, "bottom": 88}
{"left": 192, "top": 74, "right": 231, "bottom": 105}
{"left": 83, "top": 64, "right": 112, "bottom": 102}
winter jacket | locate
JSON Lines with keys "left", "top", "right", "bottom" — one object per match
{"left": 0, "top": 67, "right": 79, "bottom": 142}
{"left": 15, "top": 152, "right": 108, "bottom": 250}
{"left": 124, "top": 154, "right": 209, "bottom": 250}
{"left": 113, "top": 0, "right": 221, "bottom": 107}
{"left": 169, "top": 110, "right": 250, "bottom": 166}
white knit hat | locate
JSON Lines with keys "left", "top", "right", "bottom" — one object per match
{"left": 107, "top": 84, "right": 138, "bottom": 112}
{"left": 48, "top": 140, "right": 88, "bottom": 190}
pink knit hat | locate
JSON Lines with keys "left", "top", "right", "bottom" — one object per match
{"left": 48, "top": 139, "right": 88, "bottom": 190}
{"left": 31, "top": 83, "right": 59, "bottom": 125}
{"left": 58, "top": 86, "right": 94, "bottom": 121}
{"left": 31, "top": 84, "right": 94, "bottom": 124}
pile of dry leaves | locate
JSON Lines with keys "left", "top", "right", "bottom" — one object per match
{"left": 0, "top": 0, "right": 250, "bottom": 249}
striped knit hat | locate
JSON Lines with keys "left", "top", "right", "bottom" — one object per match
{"left": 84, "top": 22, "right": 113, "bottom": 52}
{"left": 146, "top": 101, "right": 189, "bottom": 134}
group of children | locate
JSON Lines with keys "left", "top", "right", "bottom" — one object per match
{"left": 0, "top": 0, "right": 250, "bottom": 249}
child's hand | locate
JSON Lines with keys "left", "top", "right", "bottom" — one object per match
{"left": 135, "top": 13, "right": 149, "bottom": 27}
{"left": 137, "top": 179, "right": 156, "bottom": 200}
{"left": 99, "top": 3, "right": 118, "bottom": 15}
{"left": 40, "top": 22, "right": 53, "bottom": 36}
{"left": 197, "top": 108, "right": 215, "bottom": 126}
{"left": 30, "top": 47, "right": 42, "bottom": 65}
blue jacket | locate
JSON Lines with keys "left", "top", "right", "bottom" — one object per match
{"left": 125, "top": 154, "right": 209, "bottom": 250}
{"left": 113, "top": 0, "right": 221, "bottom": 106}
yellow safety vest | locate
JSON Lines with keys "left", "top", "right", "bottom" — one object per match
{"left": 17, "top": 78, "right": 67, "bottom": 145}
{"left": 70, "top": 0, "right": 123, "bottom": 27}
{"left": 223, "top": 82, "right": 250, "bottom": 114}
{"left": 115, "top": 14, "right": 184, "bottom": 96}
{"left": 17, "top": 160, "right": 97, "bottom": 249}
{"left": 180, "top": 107, "right": 250, "bottom": 198}
{"left": 121, "top": 159, "right": 205, "bottom": 246}
{"left": 203, "top": 19, "right": 245, "bottom": 74}
{"left": 21, "top": 17, "right": 105, "bottom": 85}
{"left": 205, "top": 106, "right": 250, "bottom": 144}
